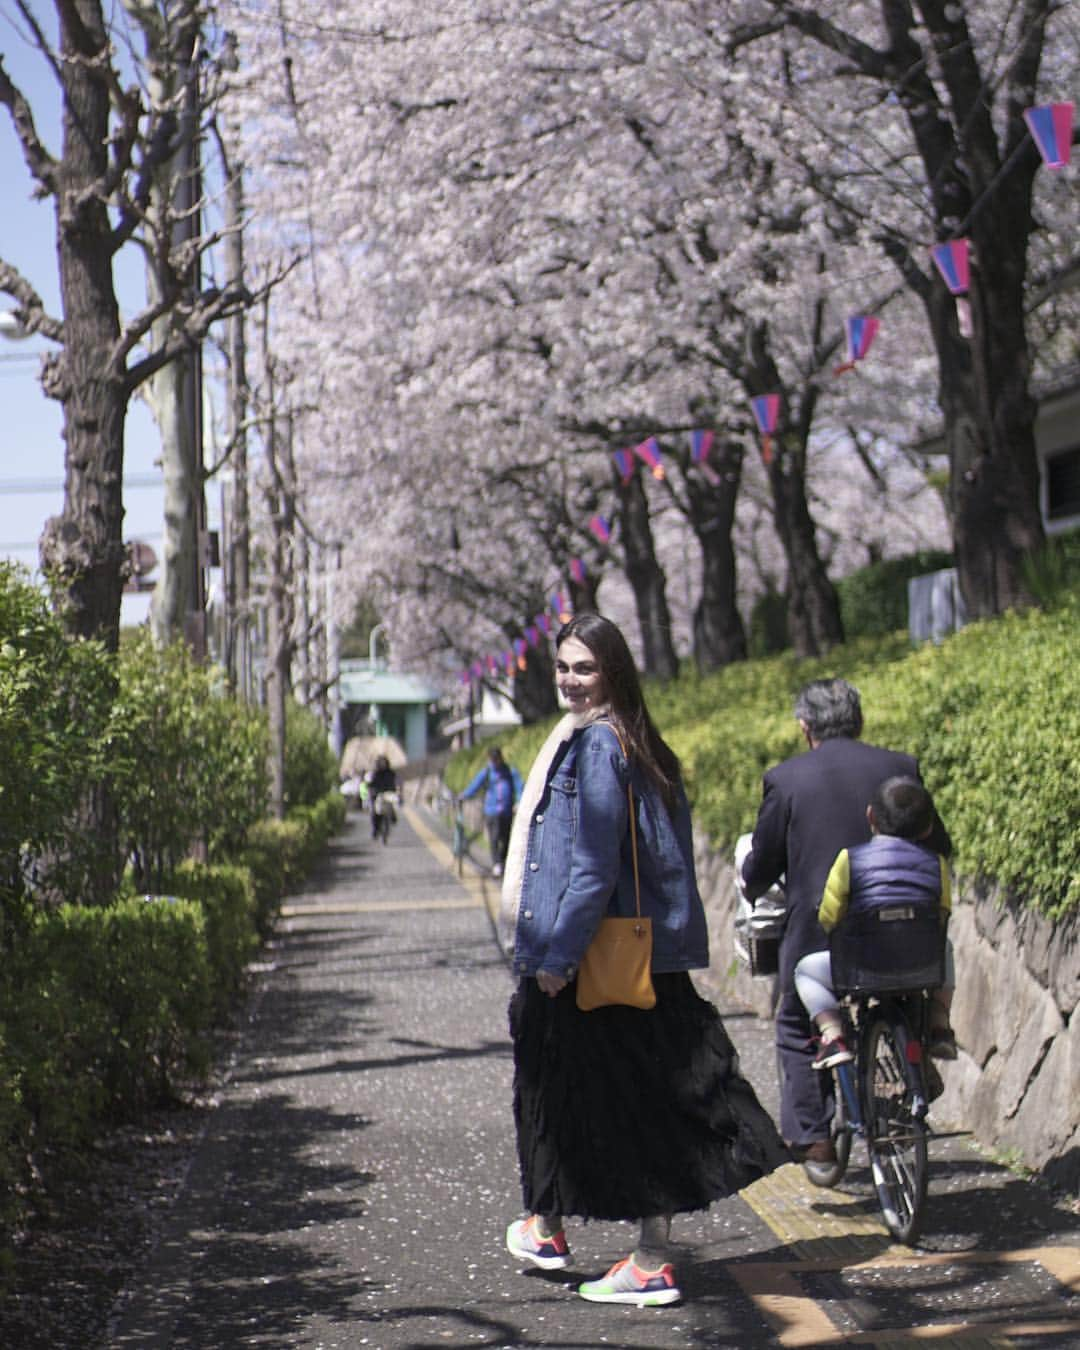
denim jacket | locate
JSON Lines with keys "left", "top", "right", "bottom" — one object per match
{"left": 511, "top": 721, "right": 709, "bottom": 978}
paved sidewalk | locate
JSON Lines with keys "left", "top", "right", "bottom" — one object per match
{"left": 107, "top": 808, "right": 1080, "bottom": 1348}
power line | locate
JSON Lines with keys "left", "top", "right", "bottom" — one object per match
{"left": 0, "top": 473, "right": 163, "bottom": 493}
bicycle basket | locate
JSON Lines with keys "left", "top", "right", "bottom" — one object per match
{"left": 734, "top": 891, "right": 787, "bottom": 977}
{"left": 830, "top": 904, "right": 945, "bottom": 994}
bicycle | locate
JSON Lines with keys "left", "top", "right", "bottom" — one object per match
{"left": 371, "top": 790, "right": 398, "bottom": 845}
{"left": 803, "top": 904, "right": 951, "bottom": 1246}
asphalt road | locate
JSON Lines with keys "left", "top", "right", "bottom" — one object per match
{"left": 106, "top": 808, "right": 1080, "bottom": 1349}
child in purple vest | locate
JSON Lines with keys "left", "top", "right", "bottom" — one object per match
{"left": 794, "top": 775, "right": 957, "bottom": 1069}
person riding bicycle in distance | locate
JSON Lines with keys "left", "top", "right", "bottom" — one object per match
{"left": 366, "top": 754, "right": 400, "bottom": 839}
{"left": 794, "top": 776, "right": 958, "bottom": 1071}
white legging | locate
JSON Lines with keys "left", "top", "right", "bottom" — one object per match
{"left": 794, "top": 943, "right": 956, "bottom": 1021}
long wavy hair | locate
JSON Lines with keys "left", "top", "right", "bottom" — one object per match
{"left": 556, "top": 613, "right": 682, "bottom": 815}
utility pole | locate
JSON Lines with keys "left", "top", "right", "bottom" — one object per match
{"left": 223, "top": 35, "right": 251, "bottom": 696}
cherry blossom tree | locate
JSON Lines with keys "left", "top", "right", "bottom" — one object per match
{"left": 0, "top": 1, "right": 252, "bottom": 651}
{"left": 221, "top": 0, "right": 1010, "bottom": 688}
{"left": 727, "top": 0, "right": 1078, "bottom": 619}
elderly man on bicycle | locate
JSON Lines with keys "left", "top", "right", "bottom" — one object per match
{"left": 741, "top": 678, "right": 951, "bottom": 1166}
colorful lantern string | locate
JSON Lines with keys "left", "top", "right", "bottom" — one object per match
{"left": 689, "top": 428, "right": 720, "bottom": 485}
{"left": 930, "top": 239, "right": 973, "bottom": 337}
{"left": 1024, "top": 102, "right": 1074, "bottom": 169}
{"left": 633, "top": 436, "right": 665, "bottom": 480}
{"left": 612, "top": 448, "right": 636, "bottom": 484}
{"left": 569, "top": 557, "right": 587, "bottom": 584}
{"left": 751, "top": 393, "right": 781, "bottom": 466}
{"left": 588, "top": 515, "right": 611, "bottom": 545}
{"left": 550, "top": 591, "right": 572, "bottom": 624}
{"left": 833, "top": 315, "right": 880, "bottom": 375}
{"left": 514, "top": 637, "right": 528, "bottom": 671}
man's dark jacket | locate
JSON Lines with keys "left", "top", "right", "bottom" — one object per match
{"left": 741, "top": 737, "right": 948, "bottom": 992}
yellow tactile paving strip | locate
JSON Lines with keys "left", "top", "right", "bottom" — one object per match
{"left": 409, "top": 805, "right": 1080, "bottom": 1347}
{"left": 737, "top": 1166, "right": 1080, "bottom": 1346}
{"left": 280, "top": 898, "right": 479, "bottom": 916}
{"left": 404, "top": 804, "right": 494, "bottom": 913}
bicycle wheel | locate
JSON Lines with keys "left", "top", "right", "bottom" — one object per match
{"left": 863, "top": 1012, "right": 928, "bottom": 1244}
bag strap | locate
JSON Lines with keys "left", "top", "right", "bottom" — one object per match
{"left": 626, "top": 779, "right": 641, "bottom": 920}
{"left": 597, "top": 720, "right": 641, "bottom": 921}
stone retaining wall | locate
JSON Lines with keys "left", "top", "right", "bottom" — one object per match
{"left": 695, "top": 838, "right": 1080, "bottom": 1193}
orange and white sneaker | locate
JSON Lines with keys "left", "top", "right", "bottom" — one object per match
{"left": 578, "top": 1256, "right": 681, "bottom": 1306}
{"left": 505, "top": 1216, "right": 572, "bottom": 1270}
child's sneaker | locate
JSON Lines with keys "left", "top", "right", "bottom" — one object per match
{"left": 578, "top": 1256, "right": 681, "bottom": 1306}
{"left": 811, "top": 1033, "right": 854, "bottom": 1071}
{"left": 505, "top": 1216, "right": 571, "bottom": 1270}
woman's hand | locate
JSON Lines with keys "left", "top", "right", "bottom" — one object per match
{"left": 536, "top": 970, "right": 568, "bottom": 997}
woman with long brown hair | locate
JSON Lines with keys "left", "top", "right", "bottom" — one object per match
{"left": 501, "top": 613, "right": 788, "bottom": 1306}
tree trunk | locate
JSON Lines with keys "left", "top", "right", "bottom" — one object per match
{"left": 139, "top": 6, "right": 204, "bottom": 651}
{"left": 38, "top": 3, "right": 125, "bottom": 654}
{"left": 33, "top": 2, "right": 127, "bottom": 903}
{"left": 686, "top": 439, "right": 747, "bottom": 670}
{"left": 265, "top": 448, "right": 291, "bottom": 820}
{"left": 929, "top": 203, "right": 1044, "bottom": 619}
{"left": 617, "top": 470, "right": 679, "bottom": 679}
{"left": 766, "top": 444, "right": 845, "bottom": 657}
{"left": 225, "top": 158, "right": 252, "bottom": 694}
{"left": 514, "top": 641, "right": 559, "bottom": 724}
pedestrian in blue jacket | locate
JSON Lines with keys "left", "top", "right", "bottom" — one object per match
{"left": 501, "top": 612, "right": 788, "bottom": 1308}
{"left": 460, "top": 746, "right": 522, "bottom": 877}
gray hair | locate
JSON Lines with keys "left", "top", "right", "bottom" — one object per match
{"left": 794, "top": 678, "right": 863, "bottom": 741}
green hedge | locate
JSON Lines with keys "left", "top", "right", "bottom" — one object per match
{"left": 462, "top": 599, "right": 1080, "bottom": 919}
{"left": 1, "top": 898, "right": 212, "bottom": 1160}
{"left": 164, "top": 862, "right": 260, "bottom": 1015}
{"left": 0, "top": 788, "right": 346, "bottom": 1241}
{"left": 836, "top": 550, "right": 954, "bottom": 639}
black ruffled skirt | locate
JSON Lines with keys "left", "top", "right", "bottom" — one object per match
{"left": 510, "top": 972, "right": 791, "bottom": 1222}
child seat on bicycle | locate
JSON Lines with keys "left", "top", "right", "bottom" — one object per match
{"left": 795, "top": 776, "right": 958, "bottom": 1068}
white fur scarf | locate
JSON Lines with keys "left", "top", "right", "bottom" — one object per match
{"left": 497, "top": 707, "right": 610, "bottom": 953}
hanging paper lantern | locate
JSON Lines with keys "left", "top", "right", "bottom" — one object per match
{"left": 536, "top": 612, "right": 552, "bottom": 637}
{"left": 751, "top": 393, "right": 781, "bottom": 465}
{"left": 588, "top": 515, "right": 611, "bottom": 545}
{"left": 930, "top": 239, "right": 973, "bottom": 337}
{"left": 930, "top": 239, "right": 970, "bottom": 294}
{"left": 612, "top": 448, "right": 635, "bottom": 484}
{"left": 834, "top": 315, "right": 880, "bottom": 375}
{"left": 689, "top": 429, "right": 720, "bottom": 485}
{"left": 550, "top": 591, "right": 572, "bottom": 623}
{"left": 514, "top": 637, "right": 528, "bottom": 671}
{"left": 525, "top": 625, "right": 539, "bottom": 648}
{"left": 569, "top": 557, "right": 587, "bottom": 584}
{"left": 1024, "top": 102, "right": 1074, "bottom": 169}
{"left": 486, "top": 654, "right": 499, "bottom": 677}
{"left": 503, "top": 649, "right": 516, "bottom": 676}
{"left": 633, "top": 436, "right": 665, "bottom": 480}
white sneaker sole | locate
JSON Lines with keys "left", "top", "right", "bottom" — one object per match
{"left": 578, "top": 1286, "right": 681, "bottom": 1306}
{"left": 506, "top": 1223, "right": 571, "bottom": 1270}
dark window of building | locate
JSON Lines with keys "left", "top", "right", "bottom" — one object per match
{"left": 1047, "top": 446, "right": 1080, "bottom": 521}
